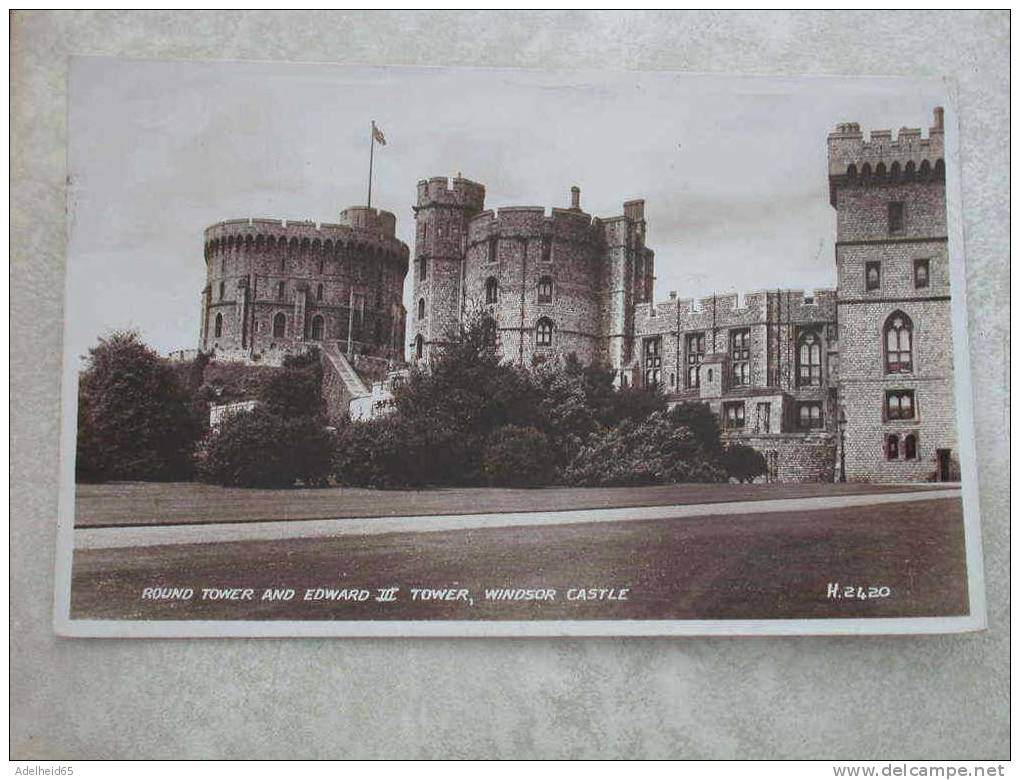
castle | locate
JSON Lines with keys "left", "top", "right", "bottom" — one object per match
{"left": 197, "top": 108, "right": 957, "bottom": 484}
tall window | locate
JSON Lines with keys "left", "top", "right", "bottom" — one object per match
{"left": 316, "top": 283, "right": 323, "bottom": 302}
{"left": 310, "top": 315, "right": 324, "bottom": 341}
{"left": 214, "top": 313, "right": 223, "bottom": 338}
{"left": 723, "top": 402, "right": 745, "bottom": 429}
{"left": 415, "top": 334, "right": 423, "bottom": 360}
{"left": 865, "top": 261, "right": 881, "bottom": 291}
{"left": 536, "top": 317, "right": 554, "bottom": 347}
{"left": 273, "top": 312, "right": 286, "bottom": 338}
{"left": 887, "top": 434, "right": 900, "bottom": 460}
{"left": 797, "top": 330, "right": 823, "bottom": 387}
{"left": 537, "top": 276, "right": 553, "bottom": 304}
{"left": 914, "top": 258, "right": 930, "bottom": 288}
{"left": 487, "top": 238, "right": 498, "bottom": 264}
{"left": 797, "top": 401, "right": 824, "bottom": 430}
{"left": 643, "top": 337, "right": 662, "bottom": 389}
{"left": 485, "top": 276, "right": 498, "bottom": 304}
{"left": 888, "top": 202, "right": 904, "bottom": 234}
{"left": 541, "top": 237, "right": 552, "bottom": 263}
{"left": 417, "top": 298, "right": 425, "bottom": 321}
{"left": 686, "top": 332, "right": 706, "bottom": 388}
{"left": 730, "top": 328, "right": 750, "bottom": 385}
{"left": 277, "top": 281, "right": 286, "bottom": 300}
{"left": 904, "top": 433, "right": 918, "bottom": 460}
{"left": 418, "top": 257, "right": 427, "bottom": 281}
{"left": 755, "top": 402, "right": 771, "bottom": 434}
{"left": 218, "top": 281, "right": 225, "bottom": 300}
{"left": 884, "top": 311, "right": 913, "bottom": 373}
{"left": 886, "top": 389, "right": 916, "bottom": 420}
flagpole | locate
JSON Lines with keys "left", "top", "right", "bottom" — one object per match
{"left": 367, "top": 121, "right": 375, "bottom": 208}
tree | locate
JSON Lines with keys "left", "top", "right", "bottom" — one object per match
{"left": 668, "top": 401, "right": 724, "bottom": 454}
{"left": 76, "top": 331, "right": 202, "bottom": 482}
{"left": 563, "top": 411, "right": 728, "bottom": 487}
{"left": 482, "top": 426, "right": 557, "bottom": 488}
{"left": 201, "top": 407, "right": 334, "bottom": 488}
{"left": 260, "top": 347, "right": 324, "bottom": 419}
{"left": 721, "top": 444, "right": 767, "bottom": 483}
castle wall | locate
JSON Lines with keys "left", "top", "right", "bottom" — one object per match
{"left": 201, "top": 211, "right": 409, "bottom": 364}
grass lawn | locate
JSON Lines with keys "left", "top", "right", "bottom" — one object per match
{"left": 70, "top": 496, "right": 968, "bottom": 621}
{"left": 74, "top": 480, "right": 952, "bottom": 528}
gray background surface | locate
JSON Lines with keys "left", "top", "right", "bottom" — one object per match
{"left": 11, "top": 11, "right": 1009, "bottom": 759}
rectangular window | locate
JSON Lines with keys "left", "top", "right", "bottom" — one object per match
{"left": 419, "top": 257, "right": 427, "bottom": 281}
{"left": 797, "top": 402, "right": 824, "bottom": 430}
{"left": 723, "top": 402, "right": 745, "bottom": 429}
{"left": 730, "top": 328, "right": 751, "bottom": 386}
{"left": 914, "top": 258, "right": 930, "bottom": 288}
{"left": 755, "top": 402, "right": 771, "bottom": 434}
{"left": 541, "top": 237, "right": 552, "bottom": 263}
{"left": 643, "top": 337, "right": 662, "bottom": 389}
{"left": 888, "top": 202, "right": 904, "bottom": 234}
{"left": 686, "top": 332, "right": 706, "bottom": 388}
{"left": 488, "top": 238, "right": 498, "bottom": 264}
{"left": 277, "top": 281, "right": 285, "bottom": 300}
{"left": 865, "top": 261, "right": 881, "bottom": 291}
{"left": 886, "top": 390, "right": 916, "bottom": 420}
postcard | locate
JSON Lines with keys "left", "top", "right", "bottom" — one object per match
{"left": 54, "top": 58, "right": 985, "bottom": 636}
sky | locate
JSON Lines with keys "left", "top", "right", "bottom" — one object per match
{"left": 66, "top": 58, "right": 947, "bottom": 361}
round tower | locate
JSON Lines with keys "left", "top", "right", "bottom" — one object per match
{"left": 201, "top": 207, "right": 409, "bottom": 366}
{"left": 463, "top": 188, "right": 604, "bottom": 367}
{"left": 410, "top": 176, "right": 486, "bottom": 363}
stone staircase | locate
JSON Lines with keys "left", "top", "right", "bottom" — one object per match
{"left": 320, "top": 343, "right": 370, "bottom": 421}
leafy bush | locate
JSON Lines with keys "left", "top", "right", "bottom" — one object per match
{"left": 721, "top": 444, "right": 767, "bottom": 483}
{"left": 563, "top": 411, "right": 728, "bottom": 487}
{"left": 260, "top": 366, "right": 324, "bottom": 419}
{"left": 76, "top": 331, "right": 202, "bottom": 482}
{"left": 481, "top": 426, "right": 557, "bottom": 488}
{"left": 200, "top": 408, "right": 334, "bottom": 488}
{"left": 332, "top": 417, "right": 423, "bottom": 489}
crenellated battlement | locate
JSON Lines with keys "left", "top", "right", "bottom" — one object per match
{"left": 416, "top": 175, "right": 486, "bottom": 211}
{"left": 466, "top": 204, "right": 600, "bottom": 246}
{"left": 827, "top": 107, "right": 946, "bottom": 193}
{"left": 204, "top": 214, "right": 409, "bottom": 261}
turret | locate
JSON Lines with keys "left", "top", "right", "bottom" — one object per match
{"left": 410, "top": 175, "right": 486, "bottom": 363}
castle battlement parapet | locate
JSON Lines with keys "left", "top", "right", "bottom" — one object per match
{"left": 416, "top": 176, "right": 486, "bottom": 211}
{"left": 204, "top": 213, "right": 409, "bottom": 261}
{"left": 827, "top": 107, "right": 945, "bottom": 189}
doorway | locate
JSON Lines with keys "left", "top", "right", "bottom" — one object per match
{"left": 936, "top": 448, "right": 952, "bottom": 482}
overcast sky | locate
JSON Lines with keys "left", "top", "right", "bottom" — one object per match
{"left": 66, "top": 58, "right": 946, "bottom": 360}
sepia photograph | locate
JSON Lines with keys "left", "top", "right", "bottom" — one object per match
{"left": 53, "top": 58, "right": 985, "bottom": 636}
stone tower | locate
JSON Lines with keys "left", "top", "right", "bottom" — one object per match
{"left": 410, "top": 176, "right": 486, "bottom": 363}
{"left": 828, "top": 107, "right": 957, "bottom": 482}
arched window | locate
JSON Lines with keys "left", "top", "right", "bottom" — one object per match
{"left": 886, "top": 434, "right": 899, "bottom": 460}
{"left": 537, "top": 276, "right": 553, "bottom": 304}
{"left": 536, "top": 317, "right": 554, "bottom": 347}
{"left": 485, "top": 277, "right": 498, "bottom": 304}
{"left": 797, "top": 330, "right": 823, "bottom": 387}
{"left": 316, "top": 283, "right": 323, "bottom": 302}
{"left": 885, "top": 311, "right": 913, "bottom": 373}
{"left": 417, "top": 298, "right": 425, "bottom": 321}
{"left": 214, "top": 313, "right": 223, "bottom": 338}
{"left": 310, "top": 315, "right": 324, "bottom": 341}
{"left": 415, "top": 334, "right": 424, "bottom": 360}
{"left": 273, "top": 312, "right": 286, "bottom": 338}
{"left": 904, "top": 434, "right": 918, "bottom": 460}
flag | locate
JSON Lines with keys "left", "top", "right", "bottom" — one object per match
{"left": 372, "top": 122, "right": 387, "bottom": 146}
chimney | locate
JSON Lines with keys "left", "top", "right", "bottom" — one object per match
{"left": 669, "top": 291, "right": 677, "bottom": 300}
{"left": 933, "top": 106, "right": 944, "bottom": 131}
{"left": 570, "top": 186, "right": 580, "bottom": 210}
